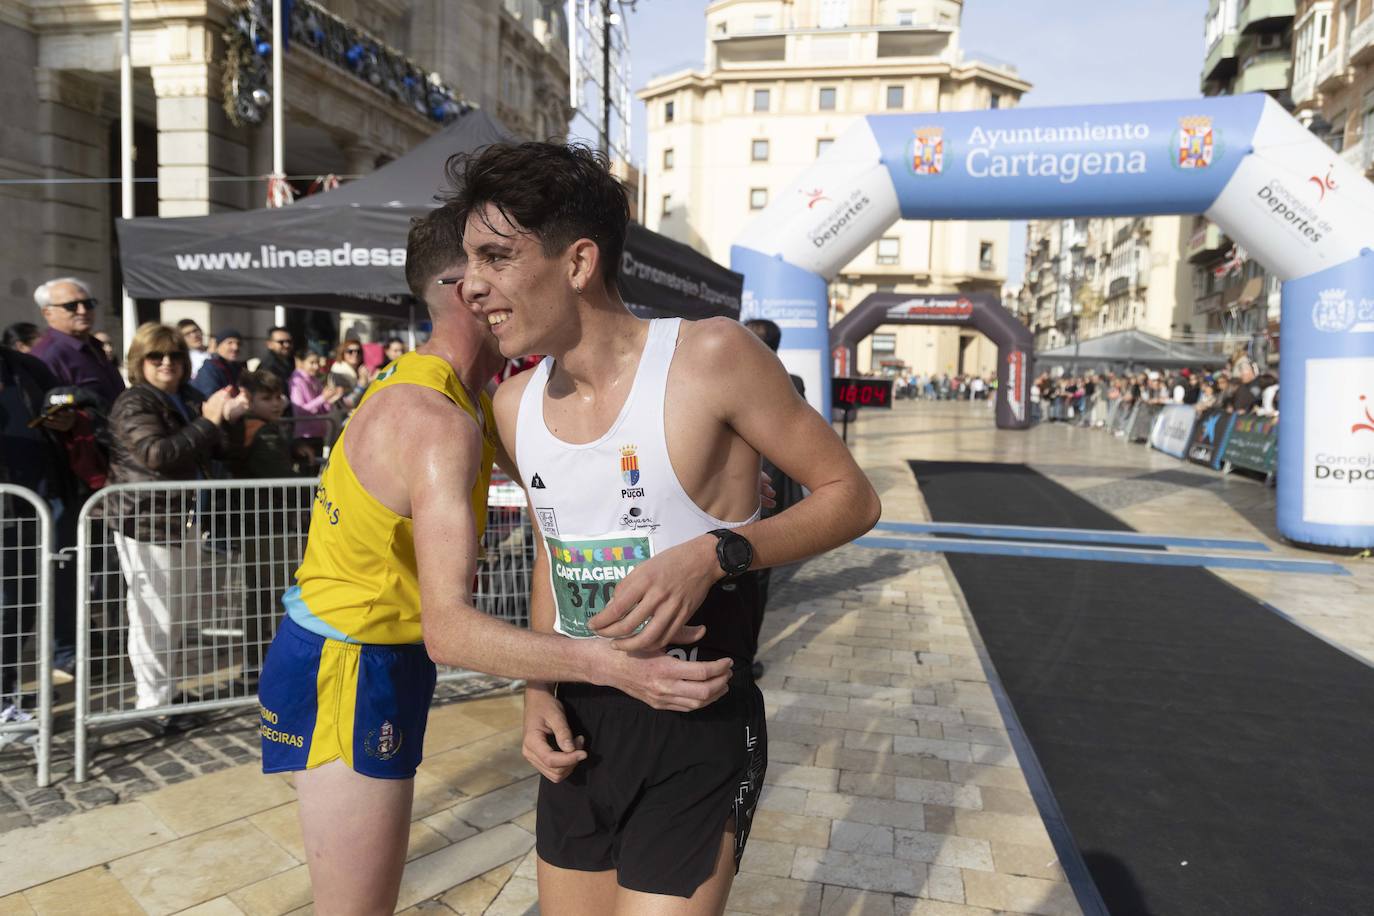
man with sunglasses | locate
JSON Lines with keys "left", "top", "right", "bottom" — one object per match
{"left": 30, "top": 278, "right": 125, "bottom": 407}
{"left": 27, "top": 277, "right": 125, "bottom": 685}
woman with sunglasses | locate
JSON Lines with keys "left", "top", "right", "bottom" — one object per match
{"left": 101, "top": 323, "right": 248, "bottom": 723}
{"left": 327, "top": 338, "right": 372, "bottom": 410}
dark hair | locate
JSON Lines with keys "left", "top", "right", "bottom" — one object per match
{"left": 2, "top": 321, "right": 41, "bottom": 350}
{"left": 405, "top": 204, "right": 466, "bottom": 300}
{"left": 239, "top": 368, "right": 284, "bottom": 398}
{"left": 744, "top": 319, "right": 782, "bottom": 353}
{"left": 443, "top": 142, "right": 629, "bottom": 287}
{"left": 385, "top": 337, "right": 406, "bottom": 348}
{"left": 175, "top": 318, "right": 202, "bottom": 333}
{"left": 268, "top": 326, "right": 290, "bottom": 338}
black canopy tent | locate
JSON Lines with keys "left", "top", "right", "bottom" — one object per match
{"left": 115, "top": 109, "right": 742, "bottom": 323}
{"left": 1036, "top": 329, "right": 1229, "bottom": 370}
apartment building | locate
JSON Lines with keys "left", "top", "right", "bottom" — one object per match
{"left": 0, "top": 0, "right": 570, "bottom": 341}
{"left": 637, "top": 0, "right": 1029, "bottom": 379}
{"left": 1190, "top": 0, "right": 1295, "bottom": 358}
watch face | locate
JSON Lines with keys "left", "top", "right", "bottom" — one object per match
{"left": 721, "top": 535, "right": 752, "bottom": 572}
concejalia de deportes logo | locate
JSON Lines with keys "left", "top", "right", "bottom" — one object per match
{"left": 1354, "top": 395, "right": 1374, "bottom": 435}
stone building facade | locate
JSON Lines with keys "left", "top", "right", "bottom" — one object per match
{"left": 637, "top": 0, "right": 1029, "bottom": 380}
{"left": 0, "top": 0, "right": 570, "bottom": 350}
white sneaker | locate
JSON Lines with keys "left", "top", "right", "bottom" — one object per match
{"left": 0, "top": 704, "right": 40, "bottom": 750}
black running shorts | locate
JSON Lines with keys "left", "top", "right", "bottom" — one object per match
{"left": 535, "top": 674, "right": 768, "bottom": 898}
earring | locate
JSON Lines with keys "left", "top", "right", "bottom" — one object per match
{"left": 573, "top": 285, "right": 582, "bottom": 294}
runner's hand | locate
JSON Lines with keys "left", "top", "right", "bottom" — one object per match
{"left": 598, "top": 643, "right": 733, "bottom": 712}
{"left": 588, "top": 536, "right": 719, "bottom": 653}
{"left": 521, "top": 685, "right": 586, "bottom": 783}
{"left": 759, "top": 470, "right": 776, "bottom": 510}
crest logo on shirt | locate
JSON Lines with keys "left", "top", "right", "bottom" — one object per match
{"left": 365, "top": 720, "right": 402, "bottom": 761}
{"left": 620, "top": 445, "right": 641, "bottom": 487}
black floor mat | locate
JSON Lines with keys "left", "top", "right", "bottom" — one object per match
{"left": 910, "top": 460, "right": 1374, "bottom": 916}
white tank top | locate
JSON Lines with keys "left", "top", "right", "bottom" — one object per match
{"left": 515, "top": 318, "right": 760, "bottom": 641}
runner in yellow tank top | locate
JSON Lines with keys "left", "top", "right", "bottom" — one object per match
{"left": 256, "top": 203, "right": 737, "bottom": 916}
{"left": 282, "top": 351, "right": 495, "bottom": 645}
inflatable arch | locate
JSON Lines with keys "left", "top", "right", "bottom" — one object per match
{"left": 830, "top": 291, "right": 1034, "bottom": 429}
{"left": 732, "top": 94, "right": 1374, "bottom": 548}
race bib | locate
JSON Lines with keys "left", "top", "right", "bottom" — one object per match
{"left": 545, "top": 532, "right": 652, "bottom": 638}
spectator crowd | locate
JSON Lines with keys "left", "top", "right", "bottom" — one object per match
{"left": 1028, "top": 349, "right": 1279, "bottom": 428}
{"left": 1, "top": 275, "right": 412, "bottom": 739}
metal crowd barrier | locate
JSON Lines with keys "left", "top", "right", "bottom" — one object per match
{"left": 74, "top": 477, "right": 534, "bottom": 782}
{"left": 0, "top": 484, "right": 54, "bottom": 786}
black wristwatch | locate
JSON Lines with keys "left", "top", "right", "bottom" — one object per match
{"left": 708, "top": 529, "right": 754, "bottom": 580}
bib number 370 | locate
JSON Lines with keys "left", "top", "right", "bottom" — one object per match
{"left": 545, "top": 532, "right": 654, "bottom": 639}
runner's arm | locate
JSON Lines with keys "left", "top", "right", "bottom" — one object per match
{"left": 415, "top": 392, "right": 733, "bottom": 708}
{"left": 591, "top": 319, "right": 881, "bottom": 650}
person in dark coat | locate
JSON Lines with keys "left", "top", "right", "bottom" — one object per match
{"left": 192, "top": 328, "right": 244, "bottom": 398}
{"left": 102, "top": 323, "right": 247, "bottom": 714}
{"left": 0, "top": 346, "right": 83, "bottom": 726}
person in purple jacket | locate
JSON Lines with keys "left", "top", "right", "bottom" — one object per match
{"left": 30, "top": 278, "right": 125, "bottom": 408}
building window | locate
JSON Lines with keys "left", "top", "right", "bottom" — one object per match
{"left": 750, "top": 188, "right": 768, "bottom": 209}
{"left": 753, "top": 88, "right": 771, "bottom": 112}
{"left": 819, "top": 0, "right": 848, "bottom": 28}
{"left": 989, "top": 92, "right": 1001, "bottom": 110}
{"left": 877, "top": 237, "right": 900, "bottom": 265}
{"left": 663, "top": 148, "right": 674, "bottom": 170}
{"left": 661, "top": 193, "right": 672, "bottom": 217}
{"left": 665, "top": 100, "right": 675, "bottom": 123}
{"left": 818, "top": 87, "right": 837, "bottom": 110}
{"left": 1330, "top": 109, "right": 1347, "bottom": 151}
{"left": 751, "top": 139, "right": 769, "bottom": 161}
{"left": 979, "top": 241, "right": 995, "bottom": 271}
{"left": 886, "top": 86, "right": 904, "bottom": 110}
{"left": 817, "top": 137, "right": 834, "bottom": 156}
{"left": 896, "top": 8, "right": 916, "bottom": 26}
{"left": 871, "top": 333, "right": 897, "bottom": 354}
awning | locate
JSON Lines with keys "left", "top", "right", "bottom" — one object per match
{"left": 1036, "top": 329, "right": 1228, "bottom": 368}
{"left": 116, "top": 109, "right": 741, "bottom": 321}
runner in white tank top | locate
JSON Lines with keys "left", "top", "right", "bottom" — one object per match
{"left": 516, "top": 317, "right": 760, "bottom": 660}
{"left": 457, "top": 141, "right": 881, "bottom": 912}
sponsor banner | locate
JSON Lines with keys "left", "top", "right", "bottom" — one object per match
{"left": 866, "top": 95, "right": 1262, "bottom": 221}
{"left": 1128, "top": 403, "right": 1161, "bottom": 443}
{"left": 1006, "top": 349, "right": 1027, "bottom": 424}
{"left": 733, "top": 124, "right": 902, "bottom": 277}
{"left": 1225, "top": 414, "right": 1279, "bottom": 476}
{"left": 1301, "top": 358, "right": 1374, "bottom": 525}
{"left": 882, "top": 296, "right": 975, "bottom": 322}
{"left": 1149, "top": 404, "right": 1197, "bottom": 458}
{"left": 1206, "top": 95, "right": 1374, "bottom": 282}
{"left": 1187, "top": 408, "right": 1235, "bottom": 470}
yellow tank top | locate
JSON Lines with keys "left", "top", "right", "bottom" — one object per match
{"left": 283, "top": 352, "right": 496, "bottom": 644}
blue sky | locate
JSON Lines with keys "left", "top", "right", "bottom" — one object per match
{"left": 616, "top": 0, "right": 1210, "bottom": 283}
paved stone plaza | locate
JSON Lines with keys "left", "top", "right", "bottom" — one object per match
{"left": 1, "top": 401, "right": 1369, "bottom": 915}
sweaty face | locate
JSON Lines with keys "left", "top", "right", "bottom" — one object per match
{"left": 462, "top": 203, "right": 574, "bottom": 359}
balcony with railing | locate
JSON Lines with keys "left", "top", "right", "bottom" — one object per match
{"left": 1351, "top": 10, "right": 1374, "bottom": 63}
{"left": 1202, "top": 32, "right": 1239, "bottom": 86}
{"left": 1237, "top": 0, "right": 1298, "bottom": 33}
{"left": 1235, "top": 49, "right": 1292, "bottom": 93}
{"left": 1291, "top": 67, "right": 1318, "bottom": 105}
{"left": 1316, "top": 43, "right": 1350, "bottom": 91}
